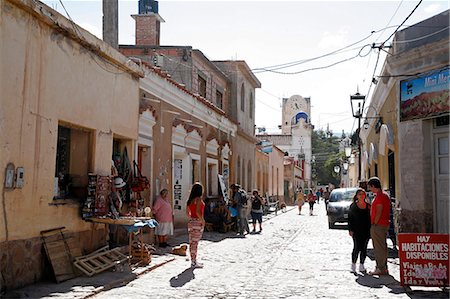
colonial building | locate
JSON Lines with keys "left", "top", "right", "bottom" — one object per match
{"left": 257, "top": 95, "right": 313, "bottom": 190}
{"left": 119, "top": 0, "right": 261, "bottom": 194}
{"left": 0, "top": 0, "right": 143, "bottom": 289}
{"left": 136, "top": 61, "right": 236, "bottom": 227}
{"left": 360, "top": 10, "right": 449, "bottom": 234}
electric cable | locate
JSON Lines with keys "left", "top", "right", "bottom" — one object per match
{"left": 375, "top": 0, "right": 404, "bottom": 42}
{"left": 392, "top": 26, "right": 450, "bottom": 44}
{"left": 380, "top": 0, "right": 424, "bottom": 47}
{"left": 58, "top": 0, "right": 132, "bottom": 76}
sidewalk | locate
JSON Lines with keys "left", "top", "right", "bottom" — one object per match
{"left": 3, "top": 229, "right": 192, "bottom": 299}
{"left": 2, "top": 208, "right": 292, "bottom": 299}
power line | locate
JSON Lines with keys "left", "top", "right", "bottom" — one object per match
{"left": 375, "top": 0, "right": 404, "bottom": 42}
{"left": 256, "top": 98, "right": 281, "bottom": 112}
{"left": 381, "top": 0, "right": 424, "bottom": 47}
{"left": 253, "top": 45, "right": 371, "bottom": 75}
{"left": 58, "top": 0, "right": 131, "bottom": 76}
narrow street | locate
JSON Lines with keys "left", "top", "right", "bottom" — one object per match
{"left": 91, "top": 202, "right": 426, "bottom": 299}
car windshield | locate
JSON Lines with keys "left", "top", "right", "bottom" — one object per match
{"left": 329, "top": 189, "right": 357, "bottom": 202}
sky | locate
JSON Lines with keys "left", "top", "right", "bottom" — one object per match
{"left": 42, "top": 0, "right": 449, "bottom": 135}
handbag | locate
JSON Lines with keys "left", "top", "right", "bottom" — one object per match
{"left": 131, "top": 160, "right": 150, "bottom": 192}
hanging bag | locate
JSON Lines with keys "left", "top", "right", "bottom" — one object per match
{"left": 131, "top": 160, "right": 150, "bottom": 192}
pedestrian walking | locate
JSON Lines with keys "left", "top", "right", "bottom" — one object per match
{"left": 367, "top": 177, "right": 391, "bottom": 276}
{"left": 315, "top": 189, "right": 321, "bottom": 203}
{"left": 250, "top": 189, "right": 265, "bottom": 233}
{"left": 348, "top": 188, "right": 371, "bottom": 273}
{"left": 297, "top": 187, "right": 305, "bottom": 215}
{"left": 323, "top": 186, "right": 330, "bottom": 210}
{"left": 152, "top": 189, "right": 173, "bottom": 247}
{"left": 307, "top": 190, "right": 315, "bottom": 216}
{"left": 230, "top": 184, "right": 250, "bottom": 236}
{"left": 186, "top": 182, "right": 205, "bottom": 268}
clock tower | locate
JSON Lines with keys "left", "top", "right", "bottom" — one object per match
{"left": 282, "top": 95, "right": 311, "bottom": 134}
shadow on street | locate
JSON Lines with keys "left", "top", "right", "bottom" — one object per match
{"left": 355, "top": 273, "right": 405, "bottom": 294}
{"left": 169, "top": 267, "right": 195, "bottom": 288}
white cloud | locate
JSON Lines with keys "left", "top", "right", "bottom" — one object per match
{"left": 318, "top": 28, "right": 349, "bottom": 50}
{"left": 79, "top": 22, "right": 102, "bottom": 39}
{"left": 424, "top": 3, "right": 441, "bottom": 14}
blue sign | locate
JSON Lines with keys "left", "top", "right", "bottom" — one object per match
{"left": 400, "top": 68, "right": 449, "bottom": 121}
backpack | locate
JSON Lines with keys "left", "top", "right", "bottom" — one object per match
{"left": 237, "top": 190, "right": 249, "bottom": 206}
{"left": 252, "top": 196, "right": 262, "bottom": 210}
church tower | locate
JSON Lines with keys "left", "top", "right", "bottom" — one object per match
{"left": 281, "top": 95, "right": 313, "bottom": 188}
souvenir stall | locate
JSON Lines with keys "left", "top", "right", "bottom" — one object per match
{"left": 81, "top": 144, "right": 157, "bottom": 265}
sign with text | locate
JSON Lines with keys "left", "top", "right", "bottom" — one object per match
{"left": 399, "top": 233, "right": 449, "bottom": 287}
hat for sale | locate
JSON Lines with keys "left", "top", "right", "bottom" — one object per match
{"left": 114, "top": 177, "right": 126, "bottom": 188}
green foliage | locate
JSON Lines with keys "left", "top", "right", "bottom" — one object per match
{"left": 311, "top": 129, "right": 342, "bottom": 186}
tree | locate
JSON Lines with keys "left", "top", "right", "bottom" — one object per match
{"left": 311, "top": 129, "right": 341, "bottom": 186}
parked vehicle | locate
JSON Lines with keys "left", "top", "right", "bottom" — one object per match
{"left": 326, "top": 187, "right": 358, "bottom": 229}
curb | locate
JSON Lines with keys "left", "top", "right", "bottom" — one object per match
{"left": 83, "top": 257, "right": 176, "bottom": 298}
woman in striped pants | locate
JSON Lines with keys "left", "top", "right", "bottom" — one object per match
{"left": 186, "top": 182, "right": 205, "bottom": 268}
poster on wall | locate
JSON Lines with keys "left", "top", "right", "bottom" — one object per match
{"left": 173, "top": 159, "right": 182, "bottom": 210}
{"left": 400, "top": 68, "right": 449, "bottom": 122}
{"left": 218, "top": 174, "right": 229, "bottom": 204}
{"left": 398, "top": 233, "right": 449, "bottom": 287}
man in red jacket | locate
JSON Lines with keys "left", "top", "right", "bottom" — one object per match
{"left": 368, "top": 177, "right": 391, "bottom": 275}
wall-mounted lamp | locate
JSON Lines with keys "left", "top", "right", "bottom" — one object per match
{"left": 363, "top": 116, "right": 383, "bottom": 132}
{"left": 334, "top": 165, "right": 340, "bottom": 174}
{"left": 363, "top": 105, "right": 383, "bottom": 133}
{"left": 343, "top": 161, "right": 349, "bottom": 171}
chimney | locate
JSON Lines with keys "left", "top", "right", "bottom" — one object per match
{"left": 132, "top": 0, "right": 165, "bottom": 46}
{"left": 102, "top": 0, "right": 118, "bottom": 49}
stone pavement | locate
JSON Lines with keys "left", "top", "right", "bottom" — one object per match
{"left": 4, "top": 203, "right": 448, "bottom": 299}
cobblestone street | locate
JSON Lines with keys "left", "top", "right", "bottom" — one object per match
{"left": 90, "top": 202, "right": 445, "bottom": 299}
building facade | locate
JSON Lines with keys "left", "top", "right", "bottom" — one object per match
{"left": 0, "top": 0, "right": 143, "bottom": 289}
{"left": 361, "top": 10, "right": 449, "bottom": 234}
{"left": 258, "top": 95, "right": 313, "bottom": 189}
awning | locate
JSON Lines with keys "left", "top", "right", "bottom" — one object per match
{"left": 369, "top": 142, "right": 378, "bottom": 165}
{"left": 379, "top": 123, "right": 395, "bottom": 156}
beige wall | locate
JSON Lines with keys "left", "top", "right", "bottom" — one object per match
{"left": 268, "top": 146, "right": 284, "bottom": 199}
{"left": 0, "top": 0, "right": 140, "bottom": 242}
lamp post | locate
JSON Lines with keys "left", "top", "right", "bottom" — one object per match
{"left": 350, "top": 91, "right": 365, "bottom": 182}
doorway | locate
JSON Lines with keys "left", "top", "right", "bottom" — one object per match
{"left": 434, "top": 132, "right": 449, "bottom": 233}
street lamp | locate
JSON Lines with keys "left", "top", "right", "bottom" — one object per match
{"left": 350, "top": 91, "right": 365, "bottom": 182}
{"left": 334, "top": 165, "right": 340, "bottom": 174}
{"left": 343, "top": 161, "right": 349, "bottom": 171}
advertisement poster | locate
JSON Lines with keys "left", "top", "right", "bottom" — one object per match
{"left": 398, "top": 233, "right": 449, "bottom": 287}
{"left": 218, "top": 174, "right": 229, "bottom": 204}
{"left": 399, "top": 68, "right": 449, "bottom": 122}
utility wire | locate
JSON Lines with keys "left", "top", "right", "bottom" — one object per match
{"left": 393, "top": 26, "right": 450, "bottom": 44}
{"left": 254, "top": 45, "right": 371, "bottom": 75}
{"left": 375, "top": 0, "right": 404, "bottom": 42}
{"left": 381, "top": 0, "right": 424, "bottom": 47}
{"left": 58, "top": 0, "right": 131, "bottom": 75}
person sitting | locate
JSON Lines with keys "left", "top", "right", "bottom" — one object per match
{"left": 204, "top": 198, "right": 225, "bottom": 232}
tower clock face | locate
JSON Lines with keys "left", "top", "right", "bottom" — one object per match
{"left": 289, "top": 97, "right": 306, "bottom": 112}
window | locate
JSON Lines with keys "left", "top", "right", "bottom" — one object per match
{"left": 216, "top": 90, "right": 223, "bottom": 109}
{"left": 240, "top": 83, "right": 245, "bottom": 111}
{"left": 207, "top": 159, "right": 218, "bottom": 197}
{"left": 192, "top": 159, "right": 200, "bottom": 184}
{"left": 198, "top": 75, "right": 207, "bottom": 98}
{"left": 55, "top": 124, "right": 92, "bottom": 200}
{"left": 249, "top": 91, "right": 253, "bottom": 118}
